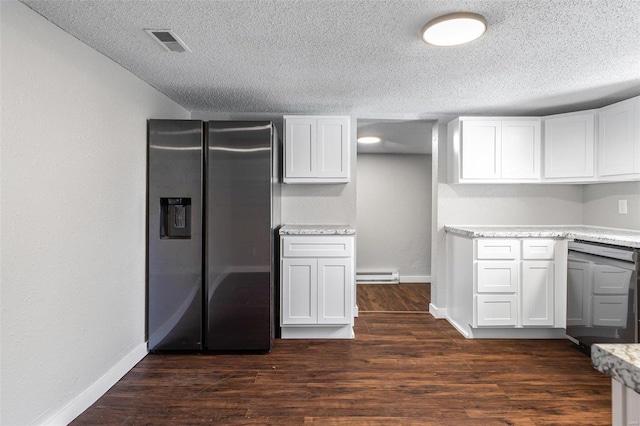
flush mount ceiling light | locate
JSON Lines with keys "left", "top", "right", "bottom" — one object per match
{"left": 421, "top": 12, "right": 487, "bottom": 47}
{"left": 357, "top": 136, "right": 381, "bottom": 144}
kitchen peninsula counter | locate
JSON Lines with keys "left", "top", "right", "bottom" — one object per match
{"left": 444, "top": 225, "right": 640, "bottom": 248}
{"left": 592, "top": 344, "right": 640, "bottom": 393}
{"left": 592, "top": 344, "right": 640, "bottom": 424}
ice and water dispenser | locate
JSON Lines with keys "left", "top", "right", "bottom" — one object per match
{"left": 160, "top": 197, "right": 191, "bottom": 239}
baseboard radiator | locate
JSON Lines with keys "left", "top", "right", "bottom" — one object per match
{"left": 356, "top": 271, "right": 399, "bottom": 284}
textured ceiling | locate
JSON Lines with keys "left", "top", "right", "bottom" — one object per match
{"left": 19, "top": 0, "right": 640, "bottom": 118}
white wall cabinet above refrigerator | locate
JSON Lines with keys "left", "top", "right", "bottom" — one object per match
{"left": 448, "top": 117, "right": 541, "bottom": 183}
{"left": 283, "top": 115, "right": 350, "bottom": 184}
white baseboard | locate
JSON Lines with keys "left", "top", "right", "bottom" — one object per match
{"left": 43, "top": 342, "right": 148, "bottom": 425}
{"left": 429, "top": 303, "right": 447, "bottom": 319}
{"left": 400, "top": 275, "right": 431, "bottom": 283}
{"left": 446, "top": 317, "right": 471, "bottom": 338}
{"left": 281, "top": 325, "right": 354, "bottom": 339}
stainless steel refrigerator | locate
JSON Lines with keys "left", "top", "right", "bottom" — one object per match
{"left": 147, "top": 120, "right": 280, "bottom": 352}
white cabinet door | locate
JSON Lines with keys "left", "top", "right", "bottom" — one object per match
{"left": 476, "top": 262, "right": 519, "bottom": 293}
{"left": 284, "top": 116, "right": 350, "bottom": 183}
{"left": 522, "top": 261, "right": 554, "bottom": 326}
{"left": 544, "top": 112, "right": 595, "bottom": 179}
{"left": 475, "top": 295, "right": 518, "bottom": 326}
{"left": 317, "top": 118, "right": 349, "bottom": 179}
{"left": 566, "top": 260, "right": 592, "bottom": 326}
{"left": 501, "top": 120, "right": 541, "bottom": 179}
{"left": 282, "top": 258, "right": 317, "bottom": 324}
{"left": 599, "top": 97, "right": 638, "bottom": 177}
{"left": 317, "top": 258, "right": 352, "bottom": 324}
{"left": 461, "top": 120, "right": 501, "bottom": 179}
{"left": 285, "top": 118, "right": 316, "bottom": 179}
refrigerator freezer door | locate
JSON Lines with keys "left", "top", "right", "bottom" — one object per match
{"left": 147, "top": 120, "right": 204, "bottom": 350}
{"left": 205, "top": 121, "right": 273, "bottom": 351}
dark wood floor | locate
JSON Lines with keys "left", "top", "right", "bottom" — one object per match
{"left": 357, "top": 283, "right": 430, "bottom": 312}
{"left": 72, "top": 311, "right": 611, "bottom": 424}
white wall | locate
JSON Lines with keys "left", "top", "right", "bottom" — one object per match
{"left": 356, "top": 154, "right": 431, "bottom": 280}
{"left": 583, "top": 182, "right": 640, "bottom": 230}
{"left": 192, "top": 112, "right": 358, "bottom": 227}
{"left": 0, "top": 2, "right": 189, "bottom": 424}
{"left": 430, "top": 123, "right": 584, "bottom": 315}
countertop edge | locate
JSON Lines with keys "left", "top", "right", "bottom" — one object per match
{"left": 279, "top": 225, "right": 356, "bottom": 236}
{"left": 592, "top": 344, "right": 640, "bottom": 394}
{"left": 444, "top": 225, "right": 640, "bottom": 248}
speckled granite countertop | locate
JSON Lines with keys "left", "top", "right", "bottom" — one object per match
{"left": 279, "top": 225, "right": 356, "bottom": 235}
{"left": 444, "top": 225, "right": 640, "bottom": 248}
{"left": 592, "top": 344, "right": 640, "bottom": 393}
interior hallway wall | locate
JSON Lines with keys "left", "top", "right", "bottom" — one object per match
{"left": 1, "top": 2, "right": 190, "bottom": 424}
{"left": 356, "top": 154, "right": 432, "bottom": 281}
{"left": 582, "top": 181, "right": 640, "bottom": 230}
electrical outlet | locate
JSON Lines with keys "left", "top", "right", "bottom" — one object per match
{"left": 618, "top": 199, "right": 628, "bottom": 214}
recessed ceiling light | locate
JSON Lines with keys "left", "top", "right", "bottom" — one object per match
{"left": 421, "top": 12, "right": 487, "bottom": 47}
{"left": 357, "top": 136, "right": 381, "bottom": 144}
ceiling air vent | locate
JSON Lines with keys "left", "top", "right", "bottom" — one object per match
{"left": 145, "top": 29, "right": 191, "bottom": 53}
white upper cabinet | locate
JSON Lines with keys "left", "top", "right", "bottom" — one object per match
{"left": 449, "top": 117, "right": 541, "bottom": 183}
{"left": 543, "top": 110, "right": 596, "bottom": 181}
{"left": 284, "top": 115, "right": 350, "bottom": 184}
{"left": 502, "top": 120, "right": 541, "bottom": 179}
{"left": 598, "top": 96, "right": 640, "bottom": 179}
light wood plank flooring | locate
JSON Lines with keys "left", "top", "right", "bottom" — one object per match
{"left": 72, "top": 309, "right": 610, "bottom": 424}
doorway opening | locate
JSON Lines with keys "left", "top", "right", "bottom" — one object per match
{"left": 355, "top": 119, "right": 434, "bottom": 313}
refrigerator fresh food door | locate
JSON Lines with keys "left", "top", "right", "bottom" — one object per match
{"left": 205, "top": 121, "right": 273, "bottom": 351}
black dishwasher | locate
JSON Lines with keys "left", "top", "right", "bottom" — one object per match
{"left": 567, "top": 240, "right": 639, "bottom": 353}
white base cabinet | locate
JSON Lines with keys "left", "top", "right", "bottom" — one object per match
{"left": 447, "top": 234, "right": 567, "bottom": 339}
{"left": 281, "top": 235, "right": 354, "bottom": 339}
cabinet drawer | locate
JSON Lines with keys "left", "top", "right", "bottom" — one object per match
{"left": 476, "top": 262, "right": 519, "bottom": 293}
{"left": 282, "top": 236, "right": 353, "bottom": 258}
{"left": 475, "top": 295, "right": 518, "bottom": 327}
{"left": 476, "top": 239, "right": 519, "bottom": 259}
{"left": 522, "top": 239, "right": 555, "bottom": 260}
